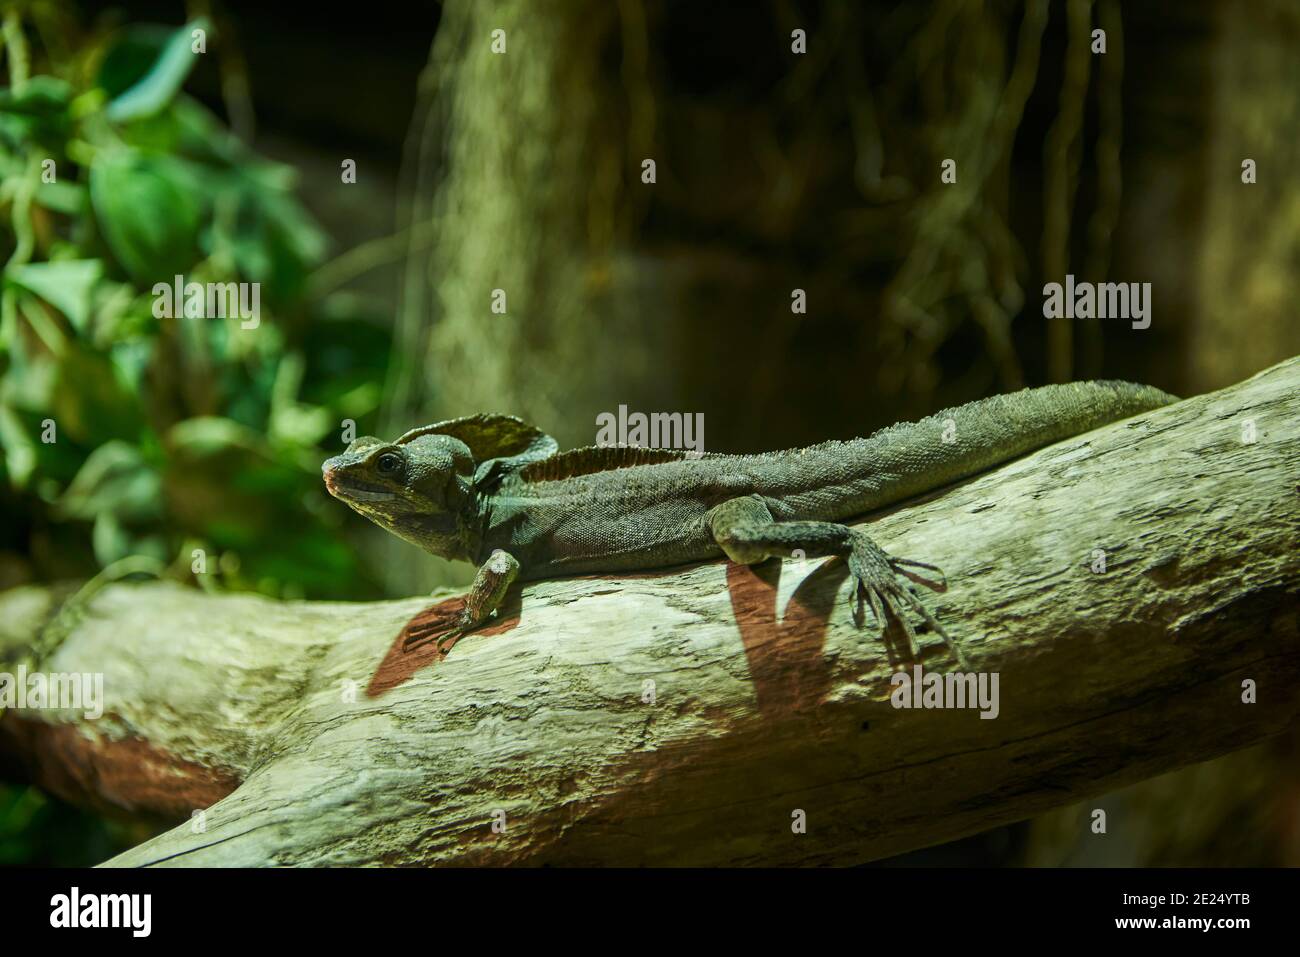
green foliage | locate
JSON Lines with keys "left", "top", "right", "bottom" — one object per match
{"left": 0, "top": 14, "right": 389, "bottom": 600}
{"left": 103, "top": 18, "right": 209, "bottom": 123}
{"left": 89, "top": 150, "right": 205, "bottom": 285}
{"left": 0, "top": 10, "right": 394, "bottom": 867}
{"left": 0, "top": 782, "right": 160, "bottom": 866}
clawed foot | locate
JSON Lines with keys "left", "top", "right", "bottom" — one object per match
{"left": 402, "top": 610, "right": 474, "bottom": 654}
{"left": 846, "top": 530, "right": 968, "bottom": 669}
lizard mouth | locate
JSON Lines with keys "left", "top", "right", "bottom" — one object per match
{"left": 323, "top": 468, "right": 397, "bottom": 503}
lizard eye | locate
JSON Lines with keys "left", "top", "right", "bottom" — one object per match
{"left": 376, "top": 452, "right": 403, "bottom": 475}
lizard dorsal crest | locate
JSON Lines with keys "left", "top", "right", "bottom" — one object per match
{"left": 516, "top": 445, "right": 706, "bottom": 483}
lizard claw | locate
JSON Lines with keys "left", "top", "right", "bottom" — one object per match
{"left": 847, "top": 530, "right": 968, "bottom": 669}
{"left": 402, "top": 610, "right": 474, "bottom": 655}
{"left": 888, "top": 555, "right": 948, "bottom": 589}
{"left": 433, "top": 625, "right": 468, "bottom": 654}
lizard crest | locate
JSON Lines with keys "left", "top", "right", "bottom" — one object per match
{"left": 512, "top": 445, "right": 708, "bottom": 484}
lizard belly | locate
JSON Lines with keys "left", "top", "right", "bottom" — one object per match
{"left": 487, "top": 495, "right": 721, "bottom": 579}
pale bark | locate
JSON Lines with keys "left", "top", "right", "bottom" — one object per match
{"left": 1, "top": 357, "right": 1296, "bottom": 867}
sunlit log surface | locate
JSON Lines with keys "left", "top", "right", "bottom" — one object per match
{"left": 0, "top": 357, "right": 1296, "bottom": 867}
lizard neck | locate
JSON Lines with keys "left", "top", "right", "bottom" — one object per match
{"left": 385, "top": 510, "right": 478, "bottom": 564}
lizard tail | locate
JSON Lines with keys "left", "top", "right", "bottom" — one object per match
{"left": 791, "top": 379, "right": 1180, "bottom": 521}
{"left": 899, "top": 378, "right": 1179, "bottom": 486}
{"left": 1089, "top": 379, "right": 1180, "bottom": 409}
{"left": 912, "top": 379, "right": 1180, "bottom": 473}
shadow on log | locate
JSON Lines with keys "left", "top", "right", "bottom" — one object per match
{"left": 1, "top": 358, "right": 1297, "bottom": 866}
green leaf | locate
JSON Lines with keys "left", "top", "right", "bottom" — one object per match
{"left": 202, "top": 169, "right": 325, "bottom": 305}
{"left": 0, "top": 399, "right": 86, "bottom": 489}
{"left": 105, "top": 19, "right": 211, "bottom": 123}
{"left": 3, "top": 260, "right": 103, "bottom": 333}
{"left": 50, "top": 345, "right": 144, "bottom": 444}
{"left": 167, "top": 416, "right": 271, "bottom": 457}
{"left": 90, "top": 514, "right": 167, "bottom": 567}
{"left": 267, "top": 352, "right": 334, "bottom": 447}
{"left": 33, "top": 180, "right": 87, "bottom": 216}
{"left": 118, "top": 95, "right": 246, "bottom": 168}
{"left": 91, "top": 511, "right": 131, "bottom": 565}
{"left": 0, "top": 405, "right": 38, "bottom": 488}
{"left": 90, "top": 150, "right": 205, "bottom": 285}
{"left": 0, "top": 76, "right": 73, "bottom": 115}
{"left": 108, "top": 337, "right": 155, "bottom": 391}
{"left": 59, "top": 440, "right": 162, "bottom": 522}
{"left": 0, "top": 357, "right": 58, "bottom": 412}
{"left": 270, "top": 403, "right": 333, "bottom": 448}
{"left": 97, "top": 26, "right": 176, "bottom": 97}
{"left": 0, "top": 76, "right": 73, "bottom": 147}
{"left": 300, "top": 315, "right": 391, "bottom": 411}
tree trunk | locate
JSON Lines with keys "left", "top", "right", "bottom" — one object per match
{"left": 1, "top": 357, "right": 1296, "bottom": 866}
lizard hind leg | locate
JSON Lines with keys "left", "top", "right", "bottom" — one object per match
{"left": 708, "top": 495, "right": 967, "bottom": 668}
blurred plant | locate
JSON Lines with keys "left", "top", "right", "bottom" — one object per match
{"left": 0, "top": 7, "right": 389, "bottom": 598}
{"left": 0, "top": 780, "right": 160, "bottom": 865}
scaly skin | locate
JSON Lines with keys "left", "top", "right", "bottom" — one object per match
{"left": 323, "top": 380, "right": 1176, "bottom": 665}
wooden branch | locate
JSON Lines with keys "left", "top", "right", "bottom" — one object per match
{"left": 1, "top": 357, "right": 1297, "bottom": 867}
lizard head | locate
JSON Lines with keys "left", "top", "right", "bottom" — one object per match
{"left": 322, "top": 433, "right": 479, "bottom": 561}
{"left": 323, "top": 414, "right": 558, "bottom": 566}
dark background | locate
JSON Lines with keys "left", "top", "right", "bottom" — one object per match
{"left": 1, "top": 0, "right": 1296, "bottom": 866}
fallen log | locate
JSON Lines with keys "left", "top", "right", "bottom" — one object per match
{"left": 1, "top": 357, "right": 1297, "bottom": 866}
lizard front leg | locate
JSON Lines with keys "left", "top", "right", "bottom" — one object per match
{"left": 707, "top": 495, "right": 966, "bottom": 667}
{"left": 405, "top": 549, "right": 520, "bottom": 653}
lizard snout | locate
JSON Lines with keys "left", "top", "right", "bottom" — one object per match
{"left": 321, "top": 459, "right": 342, "bottom": 495}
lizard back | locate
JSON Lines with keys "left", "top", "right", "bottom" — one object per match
{"left": 482, "top": 380, "right": 1176, "bottom": 576}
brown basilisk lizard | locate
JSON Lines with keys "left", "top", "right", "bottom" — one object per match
{"left": 322, "top": 381, "right": 1175, "bottom": 666}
